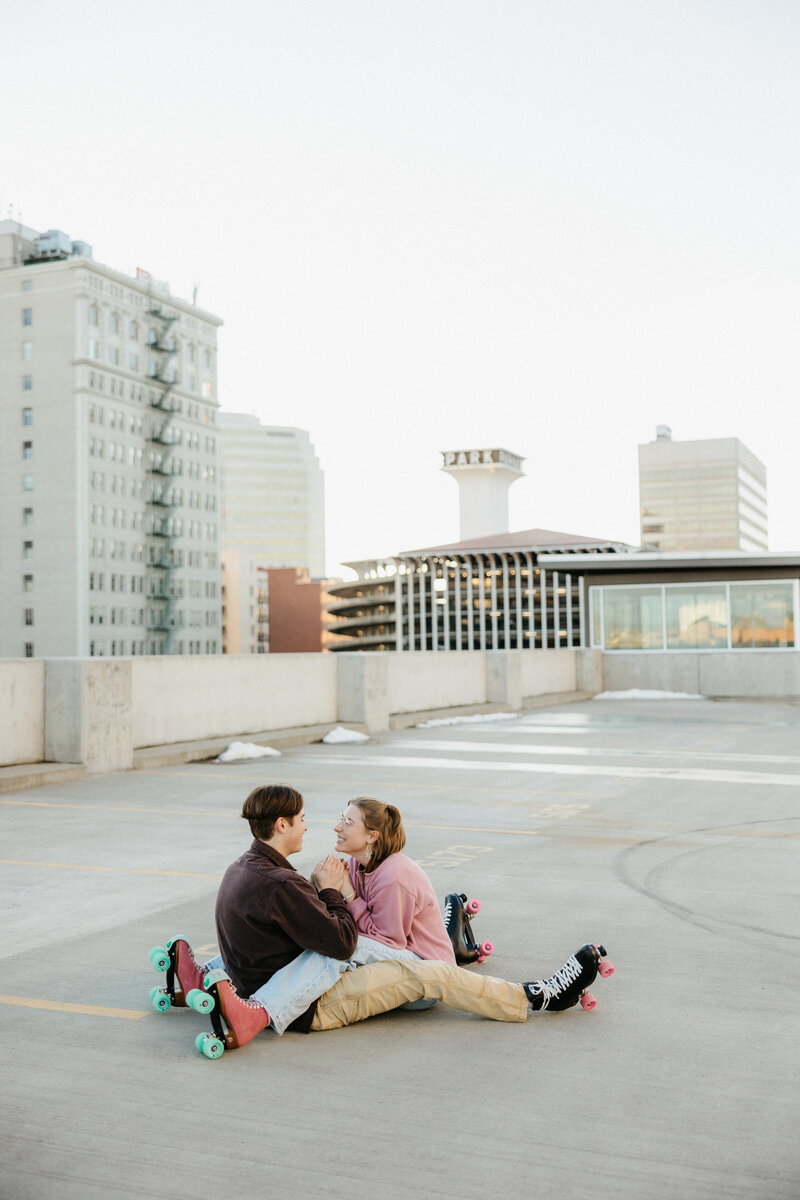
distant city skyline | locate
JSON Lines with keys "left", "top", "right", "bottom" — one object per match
{"left": 4, "top": 1, "right": 799, "bottom": 574}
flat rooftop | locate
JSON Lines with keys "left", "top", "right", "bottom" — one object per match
{"left": 3, "top": 696, "right": 798, "bottom": 1199}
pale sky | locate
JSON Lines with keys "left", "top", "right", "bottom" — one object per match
{"left": 4, "top": 0, "right": 799, "bottom": 574}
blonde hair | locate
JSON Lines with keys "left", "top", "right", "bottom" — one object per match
{"left": 350, "top": 796, "right": 406, "bottom": 872}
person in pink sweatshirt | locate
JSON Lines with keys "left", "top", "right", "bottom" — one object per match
{"left": 331, "top": 796, "right": 455, "bottom": 963}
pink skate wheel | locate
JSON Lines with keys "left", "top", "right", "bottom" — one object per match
{"left": 580, "top": 993, "right": 597, "bottom": 1011}
{"left": 466, "top": 899, "right": 481, "bottom": 914}
{"left": 598, "top": 961, "right": 615, "bottom": 978}
{"left": 479, "top": 941, "right": 494, "bottom": 956}
{"left": 476, "top": 955, "right": 487, "bottom": 964}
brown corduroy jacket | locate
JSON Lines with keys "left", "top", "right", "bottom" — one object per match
{"left": 215, "top": 839, "right": 357, "bottom": 1032}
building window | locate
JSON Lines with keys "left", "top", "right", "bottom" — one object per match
{"left": 22, "top": 341, "right": 32, "bottom": 360}
{"left": 109, "top": 312, "right": 119, "bottom": 334}
{"left": 22, "top": 308, "right": 32, "bottom": 326}
{"left": 22, "top": 279, "right": 32, "bottom": 292}
{"left": 730, "top": 582, "right": 795, "bottom": 648}
{"left": 88, "top": 338, "right": 100, "bottom": 360}
{"left": 24, "top": 608, "right": 33, "bottom": 626}
{"left": 108, "top": 345, "right": 120, "bottom": 365}
{"left": 22, "top": 441, "right": 33, "bottom": 460}
{"left": 22, "top": 407, "right": 32, "bottom": 425}
{"left": 24, "top": 643, "right": 34, "bottom": 658}
{"left": 591, "top": 581, "right": 796, "bottom": 652}
{"left": 22, "top": 509, "right": 33, "bottom": 527}
{"left": 666, "top": 586, "right": 728, "bottom": 650}
{"left": 22, "top": 376, "right": 32, "bottom": 392}
{"left": 23, "top": 540, "right": 33, "bottom": 559}
{"left": 88, "top": 304, "right": 99, "bottom": 326}
{"left": 23, "top": 474, "right": 33, "bottom": 491}
{"left": 23, "top": 574, "right": 33, "bottom": 592}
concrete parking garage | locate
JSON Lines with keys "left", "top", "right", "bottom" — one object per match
{"left": 2, "top": 696, "right": 798, "bottom": 1200}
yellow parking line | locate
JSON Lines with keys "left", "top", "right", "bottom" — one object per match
{"left": 0, "top": 994, "right": 147, "bottom": 1020}
{"left": 135, "top": 769, "right": 548, "bottom": 794}
{"left": 0, "top": 800, "right": 241, "bottom": 818}
{"left": 0, "top": 859, "right": 223, "bottom": 878}
{"left": 0, "top": 802, "right": 545, "bottom": 838}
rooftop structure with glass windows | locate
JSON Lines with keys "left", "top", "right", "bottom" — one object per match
{"left": 329, "top": 541, "right": 800, "bottom": 656}
{"left": 559, "top": 551, "right": 798, "bottom": 653}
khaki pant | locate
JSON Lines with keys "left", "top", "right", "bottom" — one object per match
{"left": 310, "top": 959, "right": 529, "bottom": 1031}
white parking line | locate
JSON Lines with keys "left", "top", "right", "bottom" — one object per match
{"left": 304, "top": 753, "right": 800, "bottom": 787}
{"left": 388, "top": 738, "right": 800, "bottom": 766}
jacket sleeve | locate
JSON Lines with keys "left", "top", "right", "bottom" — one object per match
{"left": 272, "top": 876, "right": 358, "bottom": 960}
{"left": 347, "top": 868, "right": 416, "bottom": 949}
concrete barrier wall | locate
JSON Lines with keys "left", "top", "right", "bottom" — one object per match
{"left": 387, "top": 651, "right": 488, "bottom": 714}
{"left": 131, "top": 654, "right": 339, "bottom": 748}
{"left": 600, "top": 651, "right": 800, "bottom": 697}
{"left": 0, "top": 660, "right": 45, "bottom": 765}
{"left": 6, "top": 647, "right": 800, "bottom": 774}
{"left": 519, "top": 648, "right": 577, "bottom": 697}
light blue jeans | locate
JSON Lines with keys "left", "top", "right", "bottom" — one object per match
{"left": 205, "top": 936, "right": 422, "bottom": 1035}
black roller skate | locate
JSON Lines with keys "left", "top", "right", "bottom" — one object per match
{"left": 523, "top": 944, "right": 614, "bottom": 1012}
{"left": 443, "top": 892, "right": 495, "bottom": 965}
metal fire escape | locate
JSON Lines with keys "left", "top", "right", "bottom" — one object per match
{"left": 145, "top": 302, "right": 182, "bottom": 653}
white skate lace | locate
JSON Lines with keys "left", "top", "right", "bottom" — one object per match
{"left": 443, "top": 899, "right": 454, "bottom": 926}
{"left": 532, "top": 955, "right": 583, "bottom": 1008}
{"left": 225, "top": 981, "right": 263, "bottom": 1010}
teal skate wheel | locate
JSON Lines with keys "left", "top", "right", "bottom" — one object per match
{"left": 151, "top": 988, "right": 171, "bottom": 1013}
{"left": 187, "top": 988, "right": 214, "bottom": 1014}
{"left": 197, "top": 1033, "right": 224, "bottom": 1060}
{"left": 150, "top": 946, "right": 170, "bottom": 972}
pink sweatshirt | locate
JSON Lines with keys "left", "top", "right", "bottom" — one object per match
{"left": 346, "top": 853, "right": 456, "bottom": 964}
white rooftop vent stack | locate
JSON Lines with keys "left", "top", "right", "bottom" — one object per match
{"left": 441, "top": 448, "right": 525, "bottom": 541}
{"left": 655, "top": 425, "right": 672, "bottom": 441}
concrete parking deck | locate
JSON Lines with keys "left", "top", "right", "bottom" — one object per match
{"left": 3, "top": 697, "right": 798, "bottom": 1199}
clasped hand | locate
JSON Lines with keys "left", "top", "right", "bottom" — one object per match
{"left": 311, "top": 853, "right": 350, "bottom": 894}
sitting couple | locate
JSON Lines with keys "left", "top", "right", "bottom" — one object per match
{"left": 158, "top": 784, "right": 613, "bottom": 1057}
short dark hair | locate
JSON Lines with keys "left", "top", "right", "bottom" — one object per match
{"left": 241, "top": 784, "right": 304, "bottom": 841}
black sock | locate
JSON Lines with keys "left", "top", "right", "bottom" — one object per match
{"left": 523, "top": 983, "right": 544, "bottom": 1010}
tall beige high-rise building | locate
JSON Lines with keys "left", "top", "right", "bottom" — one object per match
{"left": 0, "top": 220, "right": 224, "bottom": 657}
{"left": 219, "top": 413, "right": 325, "bottom": 576}
{"left": 638, "top": 427, "right": 768, "bottom": 552}
{"left": 218, "top": 414, "right": 325, "bottom": 653}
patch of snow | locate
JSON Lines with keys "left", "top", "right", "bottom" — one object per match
{"left": 416, "top": 712, "right": 520, "bottom": 728}
{"left": 215, "top": 741, "right": 281, "bottom": 762}
{"left": 322, "top": 726, "right": 370, "bottom": 744}
{"left": 593, "top": 689, "right": 705, "bottom": 701}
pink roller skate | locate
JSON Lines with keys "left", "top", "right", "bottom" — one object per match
{"left": 523, "top": 944, "right": 615, "bottom": 1013}
{"left": 191, "top": 970, "right": 270, "bottom": 1060}
{"left": 149, "top": 936, "right": 213, "bottom": 1015}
